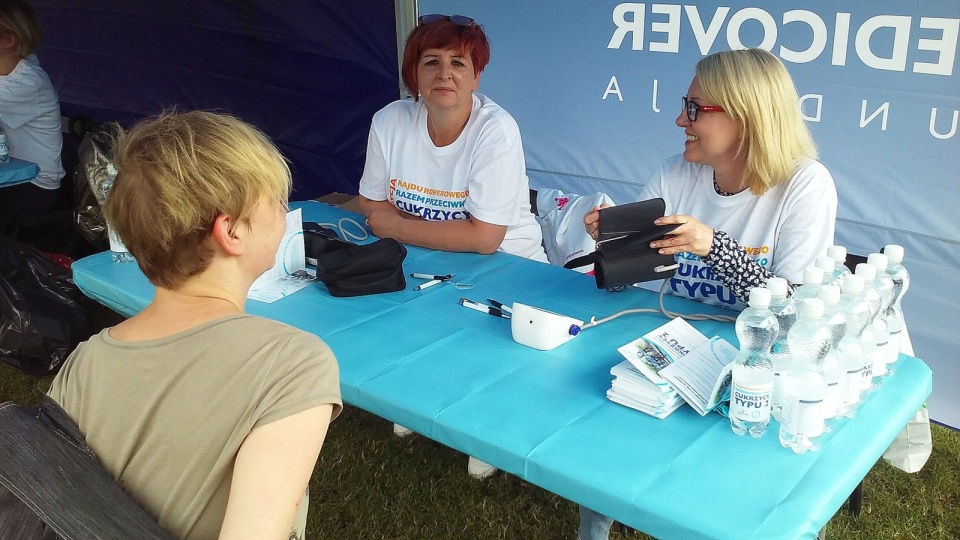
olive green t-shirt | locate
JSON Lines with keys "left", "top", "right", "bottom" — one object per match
{"left": 47, "top": 314, "right": 342, "bottom": 540}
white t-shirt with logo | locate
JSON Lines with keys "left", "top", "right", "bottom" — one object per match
{"left": 639, "top": 154, "right": 837, "bottom": 309}
{"left": 359, "top": 93, "right": 546, "bottom": 262}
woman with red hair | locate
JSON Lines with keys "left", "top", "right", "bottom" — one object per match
{"left": 358, "top": 14, "right": 546, "bottom": 262}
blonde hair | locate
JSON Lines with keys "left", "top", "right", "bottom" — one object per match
{"left": 105, "top": 110, "right": 291, "bottom": 289}
{"left": 696, "top": 48, "right": 817, "bottom": 195}
{"left": 0, "top": 0, "right": 43, "bottom": 57}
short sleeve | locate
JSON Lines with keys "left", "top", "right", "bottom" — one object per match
{"left": 462, "top": 117, "right": 527, "bottom": 226}
{"left": 358, "top": 118, "right": 389, "bottom": 202}
{"left": 768, "top": 162, "right": 838, "bottom": 283}
{"left": 0, "top": 57, "right": 44, "bottom": 130}
{"left": 254, "top": 331, "right": 342, "bottom": 429}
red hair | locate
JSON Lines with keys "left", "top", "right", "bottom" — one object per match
{"left": 401, "top": 17, "right": 490, "bottom": 101}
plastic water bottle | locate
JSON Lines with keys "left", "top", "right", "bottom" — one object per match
{"left": 815, "top": 255, "right": 836, "bottom": 286}
{"left": 730, "top": 287, "right": 778, "bottom": 437}
{"left": 101, "top": 163, "right": 136, "bottom": 263}
{"left": 791, "top": 266, "right": 825, "bottom": 304}
{"left": 854, "top": 263, "right": 887, "bottom": 386}
{"left": 765, "top": 277, "right": 795, "bottom": 422}
{"left": 883, "top": 244, "right": 910, "bottom": 360}
{"left": 818, "top": 284, "right": 845, "bottom": 427}
{"left": 0, "top": 115, "right": 9, "bottom": 164}
{"left": 826, "top": 245, "right": 851, "bottom": 289}
{"left": 779, "top": 298, "right": 830, "bottom": 453}
{"left": 837, "top": 274, "right": 870, "bottom": 417}
{"left": 868, "top": 252, "right": 898, "bottom": 374}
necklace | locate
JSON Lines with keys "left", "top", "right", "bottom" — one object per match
{"left": 712, "top": 171, "right": 739, "bottom": 196}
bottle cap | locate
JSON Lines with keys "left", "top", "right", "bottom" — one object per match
{"left": 818, "top": 284, "right": 840, "bottom": 304}
{"left": 855, "top": 262, "right": 876, "bottom": 281}
{"left": 814, "top": 256, "right": 834, "bottom": 275}
{"left": 884, "top": 244, "right": 904, "bottom": 264}
{"left": 826, "top": 245, "right": 847, "bottom": 262}
{"left": 867, "top": 252, "right": 888, "bottom": 271}
{"left": 803, "top": 266, "right": 825, "bottom": 285}
{"left": 765, "top": 277, "right": 788, "bottom": 297}
{"left": 799, "top": 298, "right": 824, "bottom": 319}
{"left": 748, "top": 286, "right": 772, "bottom": 308}
{"left": 843, "top": 274, "right": 864, "bottom": 294}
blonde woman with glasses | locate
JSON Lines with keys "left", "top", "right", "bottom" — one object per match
{"left": 585, "top": 48, "right": 837, "bottom": 311}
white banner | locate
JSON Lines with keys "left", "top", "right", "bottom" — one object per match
{"left": 421, "top": 0, "right": 959, "bottom": 428}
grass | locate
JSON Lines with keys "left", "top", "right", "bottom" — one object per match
{"left": 1, "top": 300, "right": 958, "bottom": 539}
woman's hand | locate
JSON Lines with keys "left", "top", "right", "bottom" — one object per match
{"left": 650, "top": 214, "right": 715, "bottom": 258}
{"left": 366, "top": 207, "right": 406, "bottom": 239}
{"left": 584, "top": 204, "right": 613, "bottom": 241}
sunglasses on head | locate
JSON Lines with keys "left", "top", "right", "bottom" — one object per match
{"left": 682, "top": 96, "right": 725, "bottom": 122}
{"left": 418, "top": 13, "right": 476, "bottom": 27}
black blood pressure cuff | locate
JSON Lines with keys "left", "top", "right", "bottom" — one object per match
{"left": 564, "top": 198, "right": 680, "bottom": 289}
{"left": 315, "top": 238, "right": 407, "bottom": 297}
{"left": 303, "top": 222, "right": 352, "bottom": 262}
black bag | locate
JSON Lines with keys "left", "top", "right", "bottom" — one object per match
{"left": 0, "top": 236, "right": 88, "bottom": 376}
{"left": 565, "top": 198, "right": 681, "bottom": 289}
{"left": 0, "top": 396, "right": 170, "bottom": 539}
{"left": 315, "top": 238, "right": 407, "bottom": 297}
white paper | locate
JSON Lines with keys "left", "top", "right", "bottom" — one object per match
{"left": 248, "top": 209, "right": 310, "bottom": 302}
{"left": 616, "top": 317, "right": 709, "bottom": 386}
{"left": 606, "top": 389, "right": 686, "bottom": 419}
{"left": 659, "top": 337, "right": 738, "bottom": 416}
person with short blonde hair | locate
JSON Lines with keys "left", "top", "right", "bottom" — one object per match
{"left": 49, "top": 110, "right": 342, "bottom": 540}
{"left": 106, "top": 110, "right": 292, "bottom": 289}
{"left": 0, "top": 0, "right": 65, "bottom": 224}
{"left": 0, "top": 0, "right": 41, "bottom": 56}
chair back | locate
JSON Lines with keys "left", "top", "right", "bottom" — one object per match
{"left": 0, "top": 396, "right": 169, "bottom": 539}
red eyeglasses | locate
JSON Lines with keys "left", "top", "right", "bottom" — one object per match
{"left": 682, "top": 96, "right": 725, "bottom": 122}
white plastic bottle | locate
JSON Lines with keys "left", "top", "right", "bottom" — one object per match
{"left": 0, "top": 114, "right": 9, "bottom": 163}
{"left": 883, "top": 244, "right": 910, "bottom": 363}
{"left": 826, "top": 245, "right": 851, "bottom": 289}
{"left": 868, "top": 253, "right": 897, "bottom": 367}
{"left": 730, "top": 287, "right": 779, "bottom": 437}
{"left": 837, "top": 274, "right": 870, "bottom": 417}
{"left": 817, "top": 284, "right": 845, "bottom": 427}
{"left": 816, "top": 255, "right": 836, "bottom": 286}
{"left": 779, "top": 298, "right": 830, "bottom": 454}
{"left": 791, "top": 266, "right": 825, "bottom": 304}
{"left": 765, "top": 277, "right": 795, "bottom": 422}
{"left": 854, "top": 262, "right": 887, "bottom": 386}
{"left": 101, "top": 163, "right": 136, "bottom": 263}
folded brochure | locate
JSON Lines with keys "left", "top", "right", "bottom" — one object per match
{"left": 614, "top": 318, "right": 736, "bottom": 416}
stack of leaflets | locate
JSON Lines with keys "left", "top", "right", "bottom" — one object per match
{"left": 607, "top": 318, "right": 738, "bottom": 419}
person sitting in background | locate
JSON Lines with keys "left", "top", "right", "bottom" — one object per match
{"left": 0, "top": 0, "right": 64, "bottom": 224}
{"left": 579, "top": 48, "right": 837, "bottom": 540}
{"left": 585, "top": 48, "right": 837, "bottom": 310}
{"left": 358, "top": 13, "right": 546, "bottom": 262}
{"left": 47, "top": 111, "right": 342, "bottom": 540}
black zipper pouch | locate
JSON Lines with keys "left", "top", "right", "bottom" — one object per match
{"left": 314, "top": 238, "right": 407, "bottom": 297}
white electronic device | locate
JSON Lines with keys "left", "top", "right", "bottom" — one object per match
{"left": 510, "top": 303, "right": 584, "bottom": 351}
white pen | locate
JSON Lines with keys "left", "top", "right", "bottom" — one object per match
{"left": 486, "top": 298, "right": 513, "bottom": 314}
{"left": 459, "top": 298, "right": 510, "bottom": 319}
{"left": 414, "top": 279, "right": 442, "bottom": 291}
{"left": 411, "top": 273, "right": 450, "bottom": 280}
